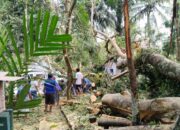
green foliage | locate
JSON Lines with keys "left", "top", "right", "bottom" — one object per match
{"left": 24, "top": 10, "right": 72, "bottom": 58}
{"left": 104, "top": 0, "right": 118, "bottom": 9}
{"left": 76, "top": 3, "right": 89, "bottom": 28}
{"left": 110, "top": 77, "right": 130, "bottom": 93}
{"left": 0, "top": 10, "right": 72, "bottom": 110}
{"left": 137, "top": 64, "right": 180, "bottom": 98}
{"left": 116, "top": 36, "right": 125, "bottom": 48}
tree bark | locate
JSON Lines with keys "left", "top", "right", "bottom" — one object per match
{"left": 117, "top": 49, "right": 180, "bottom": 82}
{"left": 63, "top": 0, "right": 76, "bottom": 99}
{"left": 98, "top": 114, "right": 132, "bottom": 127}
{"left": 102, "top": 93, "right": 180, "bottom": 122}
{"left": 139, "top": 50, "right": 180, "bottom": 81}
{"left": 95, "top": 30, "right": 126, "bottom": 58}
{"left": 123, "top": 0, "right": 140, "bottom": 125}
{"left": 111, "top": 70, "right": 129, "bottom": 80}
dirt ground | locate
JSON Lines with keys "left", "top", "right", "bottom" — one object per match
{"left": 13, "top": 94, "right": 103, "bottom": 130}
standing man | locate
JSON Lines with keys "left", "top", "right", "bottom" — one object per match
{"left": 75, "top": 68, "right": 83, "bottom": 95}
{"left": 44, "top": 73, "right": 56, "bottom": 112}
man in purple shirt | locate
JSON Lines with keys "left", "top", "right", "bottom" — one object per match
{"left": 44, "top": 73, "right": 56, "bottom": 112}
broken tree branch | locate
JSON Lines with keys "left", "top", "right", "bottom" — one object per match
{"left": 111, "top": 70, "right": 129, "bottom": 80}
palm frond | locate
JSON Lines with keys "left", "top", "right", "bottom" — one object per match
{"left": 0, "top": 10, "right": 73, "bottom": 110}
{"left": 15, "top": 98, "right": 42, "bottom": 109}
{"left": 23, "top": 14, "right": 29, "bottom": 62}
{"left": 1, "top": 55, "right": 14, "bottom": 75}
{"left": 40, "top": 11, "right": 50, "bottom": 46}
{"left": 8, "top": 28, "right": 23, "bottom": 71}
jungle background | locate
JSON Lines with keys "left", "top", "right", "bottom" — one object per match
{"left": 0, "top": 0, "right": 180, "bottom": 130}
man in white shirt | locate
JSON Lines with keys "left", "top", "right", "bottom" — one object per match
{"left": 75, "top": 68, "right": 83, "bottom": 95}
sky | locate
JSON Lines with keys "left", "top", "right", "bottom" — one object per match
{"left": 135, "top": 1, "right": 173, "bottom": 48}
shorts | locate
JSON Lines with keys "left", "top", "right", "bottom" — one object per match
{"left": 30, "top": 90, "right": 37, "bottom": 99}
{"left": 75, "top": 85, "right": 82, "bottom": 92}
{"left": 45, "top": 93, "right": 55, "bottom": 105}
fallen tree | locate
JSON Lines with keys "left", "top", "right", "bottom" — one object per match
{"left": 102, "top": 93, "right": 180, "bottom": 122}
{"left": 116, "top": 49, "right": 180, "bottom": 82}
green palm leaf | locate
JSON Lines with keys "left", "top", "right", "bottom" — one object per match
{"left": 15, "top": 83, "right": 42, "bottom": 109}
{"left": 40, "top": 11, "right": 50, "bottom": 46}
{"left": 32, "top": 52, "right": 62, "bottom": 56}
{"left": 23, "top": 14, "right": 29, "bottom": 62}
{"left": 0, "top": 10, "right": 73, "bottom": 110}
{"left": 8, "top": 28, "right": 23, "bottom": 71}
{"left": 15, "top": 98, "right": 42, "bottom": 109}
{"left": 30, "top": 12, "right": 34, "bottom": 56}
{"left": 1, "top": 55, "right": 14, "bottom": 76}
{"left": 16, "top": 84, "right": 31, "bottom": 106}
{"left": 35, "top": 10, "right": 41, "bottom": 50}
{"left": 27, "top": 10, "right": 72, "bottom": 58}
{"left": 0, "top": 38, "right": 19, "bottom": 74}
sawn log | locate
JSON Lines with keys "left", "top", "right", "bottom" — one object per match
{"left": 102, "top": 93, "right": 180, "bottom": 121}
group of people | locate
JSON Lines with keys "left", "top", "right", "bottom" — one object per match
{"left": 16, "top": 74, "right": 62, "bottom": 112}
{"left": 44, "top": 69, "right": 93, "bottom": 112}
{"left": 74, "top": 68, "right": 93, "bottom": 95}
{"left": 17, "top": 68, "right": 94, "bottom": 113}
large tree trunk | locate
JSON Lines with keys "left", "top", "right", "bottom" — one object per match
{"left": 138, "top": 50, "right": 180, "bottom": 81}
{"left": 102, "top": 93, "right": 180, "bottom": 122}
{"left": 123, "top": 0, "right": 140, "bottom": 125}
{"left": 117, "top": 49, "right": 180, "bottom": 82}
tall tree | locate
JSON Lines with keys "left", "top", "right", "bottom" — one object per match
{"left": 63, "top": 0, "right": 77, "bottom": 99}
{"left": 131, "top": 0, "right": 170, "bottom": 47}
{"left": 169, "top": 0, "right": 177, "bottom": 57}
{"left": 123, "top": 0, "right": 140, "bottom": 125}
{"left": 175, "top": 2, "right": 180, "bottom": 61}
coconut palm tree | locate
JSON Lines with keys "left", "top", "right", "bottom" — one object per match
{"left": 130, "top": 0, "right": 171, "bottom": 47}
